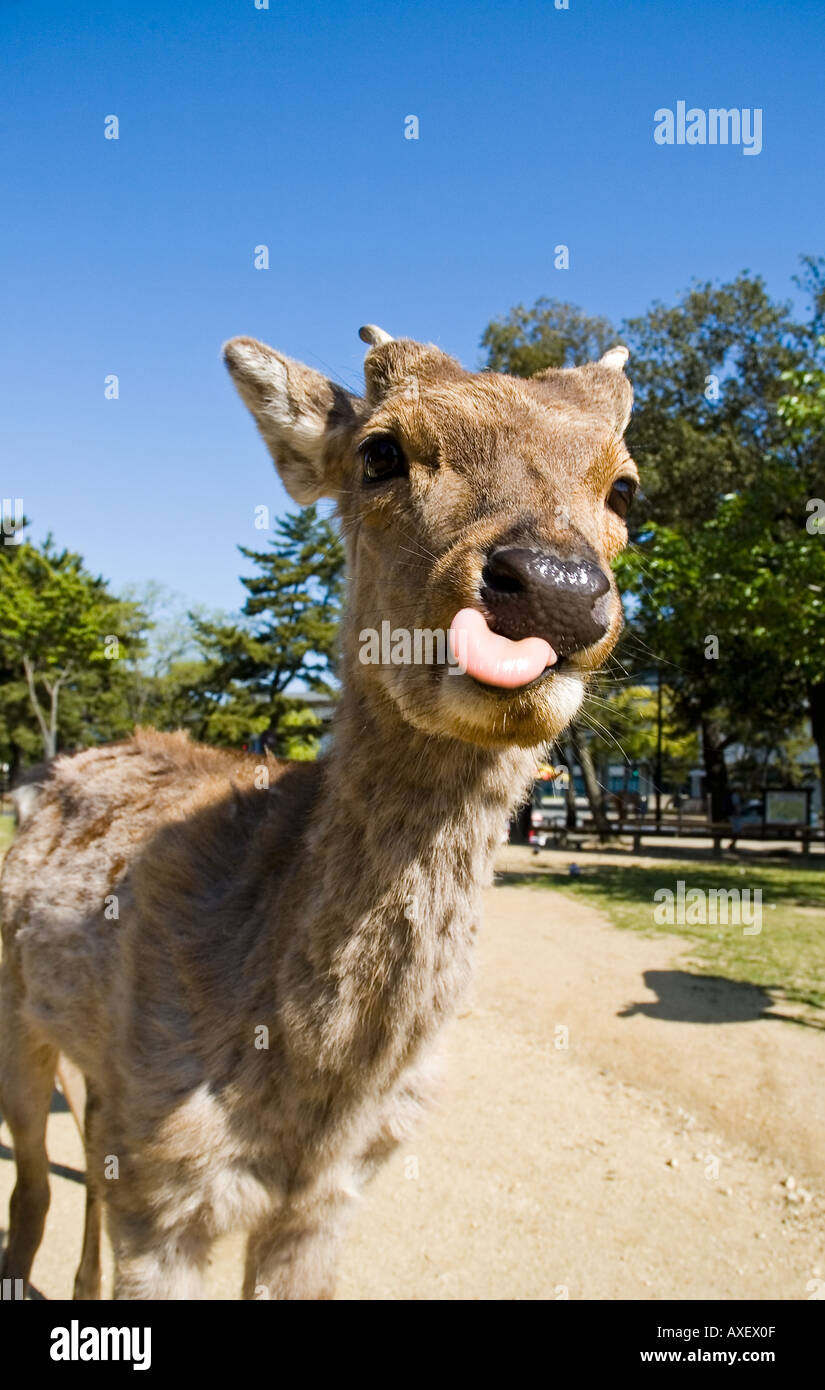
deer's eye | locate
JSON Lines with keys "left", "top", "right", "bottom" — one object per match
{"left": 606, "top": 477, "right": 636, "bottom": 520}
{"left": 360, "top": 435, "right": 406, "bottom": 483}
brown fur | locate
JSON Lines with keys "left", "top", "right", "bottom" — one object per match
{"left": 0, "top": 330, "right": 636, "bottom": 1299}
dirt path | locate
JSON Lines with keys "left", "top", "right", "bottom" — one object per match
{"left": 2, "top": 858, "right": 823, "bottom": 1299}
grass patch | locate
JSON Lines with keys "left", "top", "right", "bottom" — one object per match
{"left": 500, "top": 859, "right": 825, "bottom": 1014}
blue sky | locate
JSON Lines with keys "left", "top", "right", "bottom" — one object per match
{"left": 3, "top": 0, "right": 823, "bottom": 616}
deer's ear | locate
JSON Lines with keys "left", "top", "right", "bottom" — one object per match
{"left": 530, "top": 345, "right": 633, "bottom": 436}
{"left": 223, "top": 337, "right": 359, "bottom": 504}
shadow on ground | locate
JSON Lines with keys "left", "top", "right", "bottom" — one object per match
{"left": 496, "top": 863, "right": 825, "bottom": 907}
{"left": 495, "top": 866, "right": 825, "bottom": 1030}
{"left": 619, "top": 969, "right": 777, "bottom": 1024}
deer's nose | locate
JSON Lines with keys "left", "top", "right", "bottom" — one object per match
{"left": 480, "top": 547, "right": 611, "bottom": 657}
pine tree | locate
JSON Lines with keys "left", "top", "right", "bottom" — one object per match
{"left": 191, "top": 506, "right": 345, "bottom": 755}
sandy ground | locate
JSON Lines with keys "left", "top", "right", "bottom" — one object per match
{"left": 1, "top": 845, "right": 823, "bottom": 1300}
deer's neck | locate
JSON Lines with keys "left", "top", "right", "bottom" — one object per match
{"left": 281, "top": 686, "right": 538, "bottom": 1079}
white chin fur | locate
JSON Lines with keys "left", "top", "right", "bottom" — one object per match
{"left": 383, "top": 665, "right": 585, "bottom": 746}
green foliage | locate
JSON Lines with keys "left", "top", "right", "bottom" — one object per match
{"left": 623, "top": 273, "right": 808, "bottom": 526}
{"left": 620, "top": 267, "right": 825, "bottom": 812}
{"left": 480, "top": 297, "right": 616, "bottom": 375}
{"left": 188, "top": 506, "right": 345, "bottom": 755}
{"left": 279, "top": 705, "right": 323, "bottom": 760}
{"left": 581, "top": 684, "right": 698, "bottom": 785}
{"left": 0, "top": 509, "right": 344, "bottom": 766}
{"left": 777, "top": 366, "right": 825, "bottom": 435}
{"left": 0, "top": 534, "right": 148, "bottom": 762}
{"left": 616, "top": 496, "right": 820, "bottom": 732}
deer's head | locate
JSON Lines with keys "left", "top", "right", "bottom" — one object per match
{"left": 224, "top": 327, "right": 636, "bottom": 750}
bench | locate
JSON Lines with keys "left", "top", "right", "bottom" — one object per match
{"left": 625, "top": 822, "right": 825, "bottom": 858}
{"left": 530, "top": 826, "right": 593, "bottom": 851}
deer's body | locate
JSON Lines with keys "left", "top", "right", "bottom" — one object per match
{"left": 1, "top": 326, "right": 636, "bottom": 1298}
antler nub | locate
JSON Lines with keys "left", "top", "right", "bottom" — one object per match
{"left": 359, "top": 324, "right": 395, "bottom": 348}
{"left": 599, "top": 345, "right": 630, "bottom": 371}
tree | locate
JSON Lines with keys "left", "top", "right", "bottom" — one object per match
{"left": 615, "top": 498, "right": 815, "bottom": 819}
{"left": 0, "top": 536, "right": 148, "bottom": 761}
{"left": 567, "top": 721, "right": 611, "bottom": 838}
{"left": 112, "top": 583, "right": 216, "bottom": 734}
{"left": 481, "top": 297, "right": 617, "bottom": 376}
{"left": 623, "top": 273, "right": 808, "bottom": 527}
{"left": 618, "top": 268, "right": 825, "bottom": 817}
{"left": 0, "top": 519, "right": 39, "bottom": 770}
{"left": 774, "top": 332, "right": 825, "bottom": 812}
{"left": 581, "top": 684, "right": 699, "bottom": 793}
{"left": 191, "top": 506, "right": 345, "bottom": 755}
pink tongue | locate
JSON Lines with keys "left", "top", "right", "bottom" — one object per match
{"left": 449, "top": 608, "right": 556, "bottom": 689}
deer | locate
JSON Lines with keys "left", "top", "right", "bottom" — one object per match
{"left": 0, "top": 325, "right": 637, "bottom": 1300}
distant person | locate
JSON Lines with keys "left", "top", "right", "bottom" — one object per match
{"left": 724, "top": 787, "right": 744, "bottom": 850}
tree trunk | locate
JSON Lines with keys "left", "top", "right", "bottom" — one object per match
{"left": 22, "top": 655, "right": 53, "bottom": 760}
{"left": 807, "top": 680, "right": 825, "bottom": 825}
{"left": 760, "top": 744, "right": 773, "bottom": 791}
{"left": 569, "top": 721, "right": 611, "bottom": 842}
{"left": 21, "top": 655, "right": 64, "bottom": 761}
{"left": 48, "top": 681, "right": 60, "bottom": 760}
{"left": 701, "top": 717, "right": 729, "bottom": 823}
{"left": 512, "top": 796, "right": 532, "bottom": 843}
{"left": 564, "top": 741, "right": 578, "bottom": 829}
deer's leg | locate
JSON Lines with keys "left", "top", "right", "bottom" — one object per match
{"left": 109, "top": 1205, "right": 212, "bottom": 1300}
{"left": 73, "top": 1081, "right": 102, "bottom": 1300}
{"left": 242, "top": 1191, "right": 354, "bottom": 1301}
{"left": 56, "top": 1056, "right": 87, "bottom": 1138}
{"left": 0, "top": 1001, "right": 57, "bottom": 1294}
{"left": 73, "top": 1183, "right": 102, "bottom": 1300}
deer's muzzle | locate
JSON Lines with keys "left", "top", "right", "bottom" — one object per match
{"left": 480, "top": 546, "right": 611, "bottom": 659}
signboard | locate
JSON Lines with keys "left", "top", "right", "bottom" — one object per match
{"left": 764, "top": 789, "right": 810, "bottom": 826}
